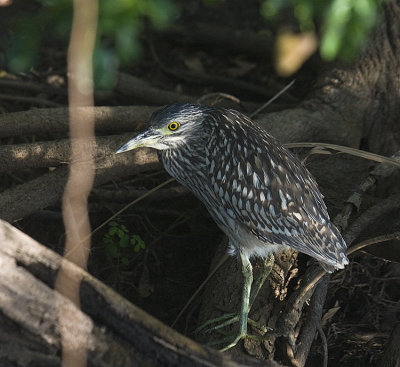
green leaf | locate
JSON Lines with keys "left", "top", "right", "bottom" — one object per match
{"left": 261, "top": 0, "right": 289, "bottom": 19}
{"left": 131, "top": 235, "right": 146, "bottom": 251}
{"left": 320, "top": 0, "right": 382, "bottom": 61}
{"left": 116, "top": 23, "right": 141, "bottom": 63}
{"left": 6, "top": 0, "right": 176, "bottom": 88}
{"left": 120, "top": 235, "right": 130, "bottom": 248}
{"left": 261, "top": 0, "right": 383, "bottom": 62}
{"left": 103, "top": 234, "right": 113, "bottom": 245}
{"left": 294, "top": 0, "right": 315, "bottom": 31}
{"left": 106, "top": 243, "right": 118, "bottom": 257}
{"left": 320, "top": 0, "right": 351, "bottom": 60}
{"left": 108, "top": 227, "right": 118, "bottom": 236}
{"left": 130, "top": 235, "right": 140, "bottom": 245}
{"left": 116, "top": 229, "right": 125, "bottom": 239}
{"left": 138, "top": 238, "right": 146, "bottom": 250}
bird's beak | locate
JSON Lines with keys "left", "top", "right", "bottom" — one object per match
{"left": 116, "top": 128, "right": 162, "bottom": 153}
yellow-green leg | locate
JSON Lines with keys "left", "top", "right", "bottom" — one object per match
{"left": 219, "top": 249, "right": 253, "bottom": 351}
{"left": 195, "top": 253, "right": 274, "bottom": 351}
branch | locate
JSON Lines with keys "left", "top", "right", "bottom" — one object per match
{"left": 0, "top": 106, "right": 156, "bottom": 139}
{"left": 335, "top": 150, "right": 400, "bottom": 230}
{"left": 293, "top": 276, "right": 329, "bottom": 366}
{"left": 0, "top": 219, "right": 283, "bottom": 367}
{"left": 0, "top": 148, "right": 160, "bottom": 222}
{"left": 344, "top": 193, "right": 400, "bottom": 246}
{"left": 0, "top": 133, "right": 157, "bottom": 172}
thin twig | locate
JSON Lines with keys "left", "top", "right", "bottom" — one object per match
{"left": 171, "top": 251, "right": 230, "bottom": 328}
{"left": 292, "top": 232, "right": 400, "bottom": 308}
{"left": 196, "top": 92, "right": 241, "bottom": 106}
{"left": 293, "top": 268, "right": 326, "bottom": 309}
{"left": 348, "top": 232, "right": 400, "bottom": 256}
{"left": 249, "top": 80, "right": 295, "bottom": 118}
{"left": 284, "top": 142, "right": 400, "bottom": 168}
{"left": 294, "top": 275, "right": 329, "bottom": 367}
{"left": 89, "top": 178, "right": 175, "bottom": 239}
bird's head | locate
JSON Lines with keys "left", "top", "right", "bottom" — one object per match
{"left": 116, "top": 103, "right": 211, "bottom": 153}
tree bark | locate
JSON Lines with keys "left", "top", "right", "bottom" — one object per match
{"left": 0, "top": 219, "right": 283, "bottom": 367}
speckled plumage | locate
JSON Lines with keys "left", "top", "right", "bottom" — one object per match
{"left": 144, "top": 104, "right": 348, "bottom": 271}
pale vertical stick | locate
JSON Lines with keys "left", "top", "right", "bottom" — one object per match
{"left": 55, "top": 1, "right": 98, "bottom": 366}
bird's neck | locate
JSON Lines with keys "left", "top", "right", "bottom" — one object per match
{"left": 159, "top": 140, "right": 208, "bottom": 197}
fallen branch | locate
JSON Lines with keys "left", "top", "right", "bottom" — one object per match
{"left": 0, "top": 77, "right": 68, "bottom": 96}
{"left": 0, "top": 148, "right": 160, "bottom": 222}
{"left": 0, "top": 105, "right": 156, "bottom": 139}
{"left": 0, "top": 219, "right": 283, "bottom": 367}
{"left": 0, "top": 133, "right": 157, "bottom": 172}
{"left": 0, "top": 93, "right": 63, "bottom": 107}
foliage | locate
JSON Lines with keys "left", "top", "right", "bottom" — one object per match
{"left": 6, "top": 0, "right": 386, "bottom": 82}
{"left": 103, "top": 220, "right": 146, "bottom": 266}
{"left": 6, "top": 0, "right": 177, "bottom": 88}
{"left": 261, "top": 0, "right": 386, "bottom": 61}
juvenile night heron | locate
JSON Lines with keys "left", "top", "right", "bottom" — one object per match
{"left": 117, "top": 103, "right": 348, "bottom": 350}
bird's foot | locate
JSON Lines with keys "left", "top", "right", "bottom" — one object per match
{"left": 194, "top": 312, "right": 238, "bottom": 334}
{"left": 217, "top": 330, "right": 274, "bottom": 351}
{"left": 194, "top": 252, "right": 274, "bottom": 352}
{"left": 218, "top": 332, "right": 246, "bottom": 351}
{"left": 194, "top": 313, "right": 271, "bottom": 351}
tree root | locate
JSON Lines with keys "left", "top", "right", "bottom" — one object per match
{"left": 0, "top": 218, "right": 284, "bottom": 367}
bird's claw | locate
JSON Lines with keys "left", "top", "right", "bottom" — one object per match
{"left": 194, "top": 313, "right": 272, "bottom": 351}
{"left": 194, "top": 313, "right": 238, "bottom": 334}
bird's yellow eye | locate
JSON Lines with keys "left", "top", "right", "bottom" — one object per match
{"left": 168, "top": 121, "right": 180, "bottom": 131}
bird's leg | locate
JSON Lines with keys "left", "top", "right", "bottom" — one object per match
{"left": 194, "top": 253, "right": 274, "bottom": 351}
{"left": 219, "top": 249, "right": 253, "bottom": 351}
{"left": 218, "top": 253, "right": 275, "bottom": 351}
